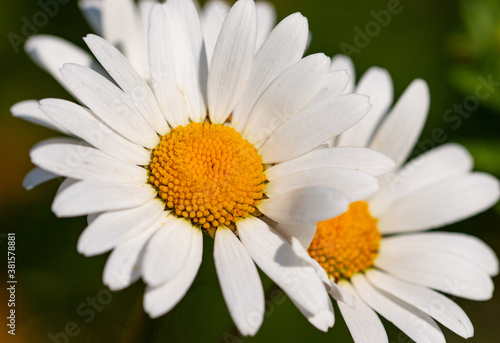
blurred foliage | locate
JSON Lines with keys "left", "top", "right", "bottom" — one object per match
{"left": 447, "top": 0, "right": 500, "bottom": 215}
{"left": 458, "top": 139, "right": 500, "bottom": 176}
{"left": 0, "top": 0, "right": 499, "bottom": 343}
{"left": 448, "top": 0, "right": 500, "bottom": 111}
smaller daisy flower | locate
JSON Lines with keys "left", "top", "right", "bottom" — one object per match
{"left": 12, "top": 1, "right": 396, "bottom": 336}
{"left": 285, "top": 56, "right": 500, "bottom": 342}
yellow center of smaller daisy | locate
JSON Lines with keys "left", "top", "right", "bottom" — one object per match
{"left": 307, "top": 201, "right": 381, "bottom": 282}
{"left": 149, "top": 122, "right": 267, "bottom": 237}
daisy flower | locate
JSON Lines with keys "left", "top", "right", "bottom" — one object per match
{"left": 289, "top": 56, "right": 500, "bottom": 342}
{"left": 11, "top": 1, "right": 396, "bottom": 336}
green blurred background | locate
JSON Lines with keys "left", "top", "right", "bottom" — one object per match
{"left": 1, "top": 0, "right": 499, "bottom": 342}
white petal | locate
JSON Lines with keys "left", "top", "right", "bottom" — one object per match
{"left": 300, "top": 301, "right": 335, "bottom": 332}
{"left": 309, "top": 70, "right": 352, "bottom": 104}
{"left": 337, "top": 67, "right": 393, "bottom": 147}
{"left": 259, "top": 94, "right": 372, "bottom": 163}
{"left": 78, "top": 0, "right": 103, "bottom": 34}
{"left": 377, "top": 172, "right": 500, "bottom": 233}
{"left": 242, "top": 53, "right": 330, "bottom": 144}
{"left": 148, "top": 4, "right": 204, "bottom": 127}
{"left": 326, "top": 280, "right": 354, "bottom": 308}
{"left": 238, "top": 217, "right": 332, "bottom": 328}
{"left": 352, "top": 274, "right": 446, "bottom": 343}
{"left": 40, "top": 98, "right": 151, "bottom": 165}
{"left": 52, "top": 180, "right": 157, "bottom": 217}
{"left": 207, "top": 0, "right": 257, "bottom": 124}
{"left": 289, "top": 237, "right": 353, "bottom": 307}
{"left": 167, "top": 0, "right": 209, "bottom": 122}
{"left": 24, "top": 35, "right": 99, "bottom": 91}
{"left": 56, "top": 177, "right": 78, "bottom": 197}
{"left": 84, "top": 34, "right": 169, "bottom": 135}
{"left": 266, "top": 167, "right": 379, "bottom": 202}
{"left": 290, "top": 237, "right": 329, "bottom": 285}
{"left": 87, "top": 212, "right": 99, "bottom": 225}
{"left": 101, "top": 0, "right": 146, "bottom": 77}
{"left": 23, "top": 167, "right": 58, "bottom": 190}
{"left": 214, "top": 227, "right": 264, "bottom": 336}
{"left": 369, "top": 143, "right": 474, "bottom": 217}
{"left": 201, "top": 0, "right": 230, "bottom": 66}
{"left": 337, "top": 280, "right": 388, "bottom": 343}
{"left": 380, "top": 232, "right": 498, "bottom": 277}
{"left": 369, "top": 79, "right": 430, "bottom": 166}
{"left": 258, "top": 186, "right": 349, "bottom": 224}
{"left": 30, "top": 137, "right": 87, "bottom": 152}
{"left": 142, "top": 216, "right": 197, "bottom": 287}
{"left": 266, "top": 147, "right": 395, "bottom": 181}
{"left": 103, "top": 223, "right": 160, "bottom": 291}
{"left": 139, "top": 1, "right": 156, "bottom": 36}
{"left": 61, "top": 63, "right": 159, "bottom": 149}
{"left": 366, "top": 269, "right": 474, "bottom": 338}
{"left": 231, "top": 12, "right": 309, "bottom": 132}
{"left": 255, "top": 1, "right": 276, "bottom": 50}
{"left": 274, "top": 222, "right": 316, "bottom": 251}
{"left": 137, "top": 1, "right": 154, "bottom": 80}
{"left": 77, "top": 198, "right": 165, "bottom": 257}
{"left": 330, "top": 54, "right": 355, "bottom": 93}
{"left": 11, "top": 100, "right": 69, "bottom": 134}
{"left": 30, "top": 139, "right": 149, "bottom": 183}
{"left": 144, "top": 226, "right": 203, "bottom": 318}
{"left": 375, "top": 246, "right": 494, "bottom": 300}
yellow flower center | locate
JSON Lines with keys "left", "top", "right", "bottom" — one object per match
{"left": 308, "top": 201, "right": 381, "bottom": 282}
{"left": 149, "top": 122, "right": 267, "bottom": 237}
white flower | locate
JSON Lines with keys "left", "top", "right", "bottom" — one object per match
{"left": 289, "top": 55, "right": 500, "bottom": 342}
{"left": 11, "top": 1, "right": 396, "bottom": 336}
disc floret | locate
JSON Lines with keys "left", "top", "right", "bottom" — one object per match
{"left": 149, "top": 122, "right": 267, "bottom": 236}
{"left": 308, "top": 201, "right": 381, "bottom": 281}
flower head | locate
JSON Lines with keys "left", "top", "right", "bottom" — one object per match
{"left": 11, "top": 0, "right": 395, "bottom": 336}
{"left": 292, "top": 56, "right": 500, "bottom": 342}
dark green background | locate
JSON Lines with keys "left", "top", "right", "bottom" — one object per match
{"left": 1, "top": 0, "right": 499, "bottom": 342}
